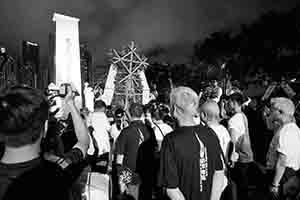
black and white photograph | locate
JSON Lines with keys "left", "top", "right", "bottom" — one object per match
{"left": 0, "top": 0, "right": 299, "bottom": 199}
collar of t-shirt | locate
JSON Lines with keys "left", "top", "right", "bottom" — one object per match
{"left": 176, "top": 124, "right": 204, "bottom": 132}
{"left": 91, "top": 111, "right": 106, "bottom": 117}
{"left": 130, "top": 120, "right": 144, "bottom": 126}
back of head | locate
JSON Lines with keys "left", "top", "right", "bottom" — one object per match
{"left": 200, "top": 100, "right": 220, "bottom": 122}
{"left": 94, "top": 100, "right": 106, "bottom": 112}
{"left": 0, "top": 85, "right": 49, "bottom": 148}
{"left": 270, "top": 97, "right": 295, "bottom": 116}
{"left": 129, "top": 103, "right": 144, "bottom": 118}
{"left": 152, "top": 104, "right": 169, "bottom": 121}
{"left": 229, "top": 92, "right": 245, "bottom": 106}
{"left": 170, "top": 86, "right": 199, "bottom": 117}
{"left": 211, "top": 79, "right": 218, "bottom": 86}
{"left": 115, "top": 108, "right": 125, "bottom": 119}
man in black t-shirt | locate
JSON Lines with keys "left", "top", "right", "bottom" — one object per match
{"left": 115, "top": 103, "right": 152, "bottom": 200}
{"left": 158, "top": 87, "right": 224, "bottom": 200}
{"left": 0, "top": 85, "right": 90, "bottom": 200}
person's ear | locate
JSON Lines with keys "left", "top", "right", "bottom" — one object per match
{"left": 200, "top": 112, "right": 206, "bottom": 121}
{"left": 43, "top": 120, "right": 49, "bottom": 138}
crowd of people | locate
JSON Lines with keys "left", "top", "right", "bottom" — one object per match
{"left": 1, "top": 79, "right": 300, "bottom": 200}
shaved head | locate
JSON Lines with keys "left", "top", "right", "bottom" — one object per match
{"left": 200, "top": 100, "right": 220, "bottom": 122}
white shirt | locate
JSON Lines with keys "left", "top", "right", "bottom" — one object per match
{"left": 228, "top": 112, "right": 253, "bottom": 162}
{"left": 211, "top": 87, "right": 223, "bottom": 103}
{"left": 110, "top": 124, "right": 121, "bottom": 143}
{"left": 209, "top": 123, "right": 231, "bottom": 191}
{"left": 153, "top": 121, "right": 173, "bottom": 151}
{"left": 209, "top": 124, "right": 231, "bottom": 158}
{"left": 88, "top": 112, "right": 111, "bottom": 155}
{"left": 267, "top": 123, "right": 300, "bottom": 171}
{"left": 228, "top": 113, "right": 247, "bottom": 139}
{"left": 153, "top": 121, "right": 173, "bottom": 142}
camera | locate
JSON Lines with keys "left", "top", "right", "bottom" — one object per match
{"left": 58, "top": 83, "right": 79, "bottom": 98}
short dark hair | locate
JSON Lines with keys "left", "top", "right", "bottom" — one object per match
{"left": 129, "top": 103, "right": 144, "bottom": 118}
{"left": 229, "top": 92, "right": 246, "bottom": 106}
{"left": 0, "top": 85, "right": 49, "bottom": 147}
{"left": 115, "top": 108, "right": 125, "bottom": 118}
{"left": 152, "top": 105, "right": 169, "bottom": 121}
{"left": 94, "top": 100, "right": 106, "bottom": 110}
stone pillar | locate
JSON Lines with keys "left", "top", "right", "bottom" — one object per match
{"left": 52, "top": 13, "right": 82, "bottom": 108}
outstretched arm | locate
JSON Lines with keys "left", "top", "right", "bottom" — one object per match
{"left": 65, "top": 86, "right": 90, "bottom": 157}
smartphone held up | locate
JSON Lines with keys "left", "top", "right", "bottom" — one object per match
{"left": 59, "top": 83, "right": 79, "bottom": 98}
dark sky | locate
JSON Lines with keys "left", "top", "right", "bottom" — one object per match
{"left": 0, "top": 0, "right": 298, "bottom": 65}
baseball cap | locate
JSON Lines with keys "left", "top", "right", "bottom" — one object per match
{"left": 270, "top": 97, "right": 295, "bottom": 116}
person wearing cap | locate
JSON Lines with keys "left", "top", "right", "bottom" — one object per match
{"left": 265, "top": 97, "right": 300, "bottom": 199}
{"left": 158, "top": 86, "right": 224, "bottom": 200}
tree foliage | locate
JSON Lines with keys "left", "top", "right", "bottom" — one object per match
{"left": 194, "top": 5, "right": 300, "bottom": 81}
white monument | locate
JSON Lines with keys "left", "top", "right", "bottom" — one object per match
{"left": 52, "top": 13, "right": 82, "bottom": 107}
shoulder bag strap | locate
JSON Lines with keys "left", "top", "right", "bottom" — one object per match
{"left": 201, "top": 127, "right": 229, "bottom": 170}
{"left": 153, "top": 121, "right": 165, "bottom": 138}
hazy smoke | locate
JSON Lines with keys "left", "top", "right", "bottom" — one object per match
{"left": 0, "top": 0, "right": 297, "bottom": 65}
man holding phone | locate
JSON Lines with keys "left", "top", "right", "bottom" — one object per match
{"left": 0, "top": 84, "right": 90, "bottom": 200}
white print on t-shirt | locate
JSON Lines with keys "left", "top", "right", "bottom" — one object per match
{"left": 137, "top": 128, "right": 144, "bottom": 146}
{"left": 195, "top": 133, "right": 208, "bottom": 192}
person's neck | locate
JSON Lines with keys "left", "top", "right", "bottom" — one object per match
{"left": 94, "top": 110, "right": 105, "bottom": 114}
{"left": 153, "top": 119, "right": 163, "bottom": 124}
{"left": 279, "top": 118, "right": 293, "bottom": 127}
{"left": 206, "top": 120, "right": 219, "bottom": 127}
{"left": 177, "top": 116, "right": 197, "bottom": 127}
{"left": 1, "top": 144, "right": 41, "bottom": 164}
{"left": 235, "top": 107, "right": 242, "bottom": 113}
{"left": 131, "top": 117, "right": 141, "bottom": 122}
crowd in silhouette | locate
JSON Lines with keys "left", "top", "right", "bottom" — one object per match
{"left": 0, "top": 79, "right": 300, "bottom": 200}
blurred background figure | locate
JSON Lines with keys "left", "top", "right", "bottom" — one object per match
{"left": 84, "top": 82, "right": 95, "bottom": 113}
